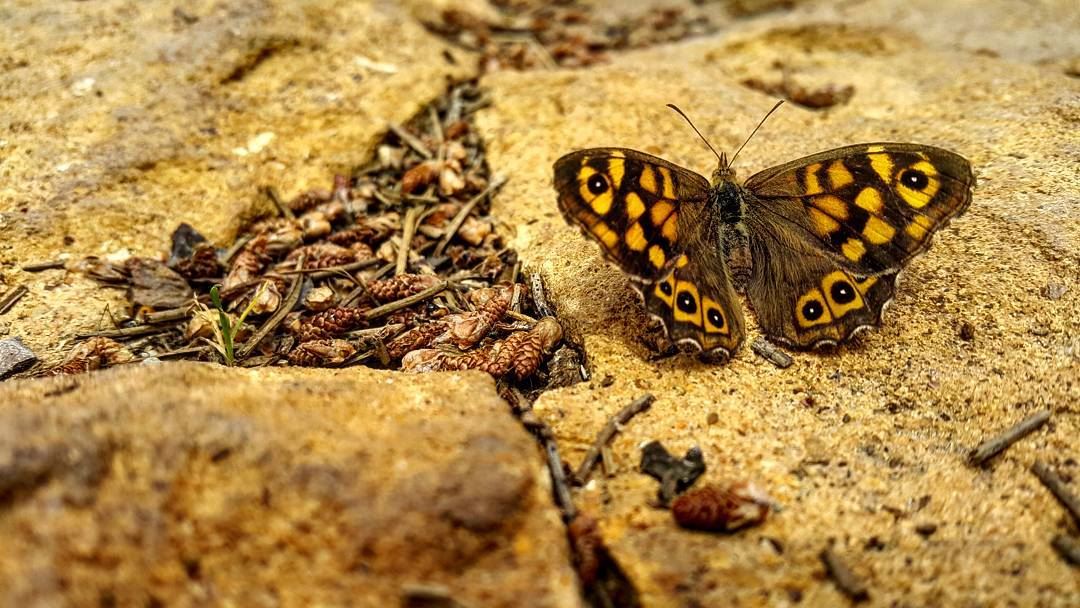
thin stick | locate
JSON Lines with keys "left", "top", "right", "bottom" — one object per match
{"left": 262, "top": 185, "right": 295, "bottom": 221}
{"left": 151, "top": 345, "right": 212, "bottom": 360}
{"left": 387, "top": 122, "right": 433, "bottom": 159}
{"left": 340, "top": 283, "right": 368, "bottom": 308}
{"left": 575, "top": 394, "right": 656, "bottom": 483}
{"left": 528, "top": 271, "right": 555, "bottom": 318}
{"left": 219, "top": 234, "right": 253, "bottom": 265}
{"left": 968, "top": 409, "right": 1051, "bottom": 466}
{"left": 521, "top": 416, "right": 577, "bottom": 522}
{"left": 820, "top": 546, "right": 869, "bottom": 602}
{"left": 237, "top": 272, "right": 303, "bottom": 359}
{"left": 434, "top": 176, "right": 507, "bottom": 257}
{"left": 428, "top": 105, "right": 444, "bottom": 145}
{"left": 142, "top": 306, "right": 194, "bottom": 324}
{"left": 1031, "top": 461, "right": 1080, "bottom": 526}
{"left": 278, "top": 258, "right": 380, "bottom": 279}
{"left": 751, "top": 337, "right": 793, "bottom": 369}
{"left": 75, "top": 323, "right": 181, "bottom": 340}
{"left": 397, "top": 205, "right": 421, "bottom": 276}
{"left": 362, "top": 281, "right": 447, "bottom": 321}
{"left": 1051, "top": 535, "right": 1080, "bottom": 566}
{"left": 0, "top": 285, "right": 29, "bottom": 315}
{"left": 20, "top": 260, "right": 66, "bottom": 272}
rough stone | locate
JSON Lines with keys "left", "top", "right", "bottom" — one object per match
{"left": 0, "top": 337, "right": 37, "bottom": 380}
{"left": 476, "top": 1, "right": 1080, "bottom": 605}
{"left": 0, "top": 363, "right": 580, "bottom": 607}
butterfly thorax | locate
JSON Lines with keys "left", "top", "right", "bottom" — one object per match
{"left": 710, "top": 176, "right": 754, "bottom": 291}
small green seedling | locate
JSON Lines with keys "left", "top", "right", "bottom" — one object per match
{"left": 208, "top": 282, "right": 268, "bottom": 366}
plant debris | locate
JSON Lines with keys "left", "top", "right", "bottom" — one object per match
{"left": 575, "top": 393, "right": 655, "bottom": 484}
{"left": 741, "top": 75, "right": 855, "bottom": 109}
{"left": 1031, "top": 460, "right": 1080, "bottom": 526}
{"left": 55, "top": 81, "right": 577, "bottom": 392}
{"left": 820, "top": 545, "right": 870, "bottom": 602}
{"left": 424, "top": 1, "right": 721, "bottom": 73}
{"left": 671, "top": 481, "right": 773, "bottom": 532}
{"left": 640, "top": 440, "right": 707, "bottom": 505}
{"left": 967, "top": 409, "right": 1051, "bottom": 467}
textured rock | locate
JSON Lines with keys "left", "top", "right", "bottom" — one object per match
{"left": 476, "top": 1, "right": 1080, "bottom": 606}
{"left": 0, "top": 363, "right": 580, "bottom": 607}
{"left": 0, "top": 0, "right": 473, "bottom": 361}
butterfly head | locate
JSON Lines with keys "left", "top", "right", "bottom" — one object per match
{"left": 712, "top": 151, "right": 736, "bottom": 184}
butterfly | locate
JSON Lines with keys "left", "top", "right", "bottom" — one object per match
{"left": 553, "top": 103, "right": 974, "bottom": 359}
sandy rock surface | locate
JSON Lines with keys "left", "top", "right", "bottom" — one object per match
{"left": 0, "top": 363, "right": 580, "bottom": 607}
{"left": 1, "top": 0, "right": 1078, "bottom": 606}
{"left": 477, "top": 1, "right": 1079, "bottom": 606}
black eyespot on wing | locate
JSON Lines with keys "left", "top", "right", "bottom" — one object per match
{"left": 587, "top": 174, "right": 608, "bottom": 195}
{"left": 660, "top": 281, "right": 673, "bottom": 296}
{"left": 900, "top": 168, "right": 929, "bottom": 190}
{"left": 802, "top": 301, "right": 824, "bottom": 321}
{"left": 677, "top": 292, "right": 697, "bottom": 314}
{"left": 830, "top": 281, "right": 856, "bottom": 305}
{"left": 707, "top": 308, "right": 724, "bottom": 330}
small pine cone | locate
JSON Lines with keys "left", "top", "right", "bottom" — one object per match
{"left": 401, "top": 348, "right": 491, "bottom": 373}
{"left": 49, "top": 337, "right": 134, "bottom": 376}
{"left": 288, "top": 189, "right": 332, "bottom": 214}
{"left": 437, "top": 288, "right": 511, "bottom": 350}
{"left": 285, "top": 243, "right": 356, "bottom": 270}
{"left": 288, "top": 339, "right": 356, "bottom": 367}
{"left": 292, "top": 306, "right": 367, "bottom": 342}
{"left": 300, "top": 211, "right": 332, "bottom": 240}
{"left": 175, "top": 244, "right": 222, "bottom": 279}
{"left": 385, "top": 320, "right": 449, "bottom": 360}
{"left": 349, "top": 241, "right": 374, "bottom": 260}
{"left": 401, "top": 160, "right": 442, "bottom": 194}
{"left": 223, "top": 234, "right": 270, "bottom": 291}
{"left": 327, "top": 217, "right": 396, "bottom": 247}
{"left": 367, "top": 274, "right": 441, "bottom": 303}
{"left": 567, "top": 514, "right": 603, "bottom": 587}
{"left": 485, "top": 317, "right": 563, "bottom": 380}
{"left": 671, "top": 482, "right": 773, "bottom": 533}
{"left": 244, "top": 218, "right": 303, "bottom": 256}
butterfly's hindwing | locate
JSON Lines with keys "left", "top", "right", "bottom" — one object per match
{"left": 554, "top": 148, "right": 710, "bottom": 282}
{"left": 638, "top": 251, "right": 746, "bottom": 357}
{"left": 745, "top": 143, "right": 974, "bottom": 275}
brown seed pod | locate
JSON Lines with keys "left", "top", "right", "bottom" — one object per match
{"left": 174, "top": 243, "right": 222, "bottom": 279}
{"left": 385, "top": 320, "right": 450, "bottom": 360}
{"left": 287, "top": 188, "right": 332, "bottom": 214}
{"left": 484, "top": 316, "right": 563, "bottom": 380}
{"left": 567, "top": 514, "right": 603, "bottom": 587}
{"left": 287, "top": 339, "right": 356, "bottom": 367}
{"left": 436, "top": 288, "right": 511, "bottom": 349}
{"left": 401, "top": 160, "right": 442, "bottom": 194}
{"left": 457, "top": 216, "right": 492, "bottom": 246}
{"left": 300, "top": 211, "right": 332, "bottom": 240}
{"left": 291, "top": 306, "right": 367, "bottom": 342}
{"left": 49, "top": 337, "right": 134, "bottom": 376}
{"left": 671, "top": 481, "right": 772, "bottom": 533}
{"left": 223, "top": 234, "right": 270, "bottom": 291}
{"left": 303, "top": 286, "right": 337, "bottom": 311}
{"left": 326, "top": 220, "right": 396, "bottom": 247}
{"left": 367, "top": 274, "right": 442, "bottom": 303}
{"left": 401, "top": 347, "right": 491, "bottom": 373}
{"left": 284, "top": 243, "right": 358, "bottom": 270}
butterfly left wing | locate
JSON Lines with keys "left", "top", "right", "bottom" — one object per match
{"left": 744, "top": 143, "right": 974, "bottom": 275}
{"left": 554, "top": 148, "right": 744, "bottom": 356}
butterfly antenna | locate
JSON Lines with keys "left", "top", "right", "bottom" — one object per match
{"left": 727, "top": 99, "right": 785, "bottom": 168}
{"left": 666, "top": 104, "right": 723, "bottom": 167}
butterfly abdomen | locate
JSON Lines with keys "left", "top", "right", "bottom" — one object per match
{"left": 712, "top": 181, "right": 753, "bottom": 290}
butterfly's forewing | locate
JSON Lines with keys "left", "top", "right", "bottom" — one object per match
{"left": 742, "top": 143, "right": 973, "bottom": 348}
{"left": 745, "top": 143, "right": 974, "bottom": 275}
{"left": 554, "top": 148, "right": 744, "bottom": 355}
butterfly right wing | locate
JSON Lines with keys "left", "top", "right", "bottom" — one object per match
{"left": 554, "top": 148, "right": 744, "bottom": 356}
